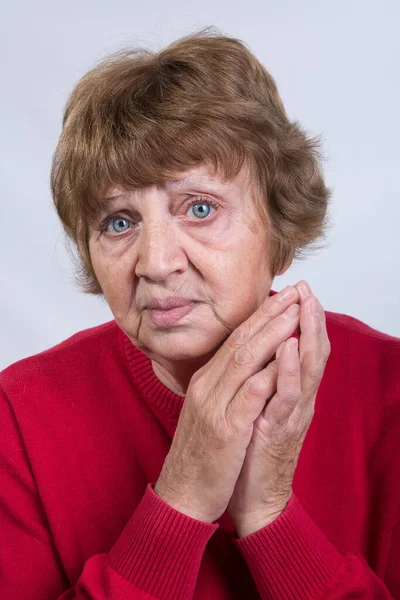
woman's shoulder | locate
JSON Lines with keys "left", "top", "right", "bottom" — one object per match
{"left": 324, "top": 309, "right": 400, "bottom": 370}
{"left": 270, "top": 288, "right": 400, "bottom": 348}
{"left": 324, "top": 309, "right": 400, "bottom": 404}
{"left": 0, "top": 319, "right": 123, "bottom": 398}
{"left": 325, "top": 309, "right": 400, "bottom": 346}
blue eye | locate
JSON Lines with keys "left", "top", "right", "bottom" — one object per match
{"left": 105, "top": 217, "right": 131, "bottom": 233}
{"left": 99, "top": 198, "right": 218, "bottom": 235}
{"left": 187, "top": 202, "right": 215, "bottom": 219}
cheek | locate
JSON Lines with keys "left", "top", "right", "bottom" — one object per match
{"left": 90, "top": 246, "right": 136, "bottom": 305}
{"left": 221, "top": 235, "right": 270, "bottom": 284}
{"left": 214, "top": 239, "right": 271, "bottom": 314}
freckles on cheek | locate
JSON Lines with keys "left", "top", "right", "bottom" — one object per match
{"left": 104, "top": 260, "right": 131, "bottom": 293}
{"left": 91, "top": 238, "right": 136, "bottom": 284}
{"left": 219, "top": 239, "right": 269, "bottom": 303}
{"left": 89, "top": 262, "right": 120, "bottom": 305}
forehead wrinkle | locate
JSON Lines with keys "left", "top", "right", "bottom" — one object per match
{"left": 164, "top": 173, "right": 215, "bottom": 189}
{"left": 100, "top": 165, "right": 238, "bottom": 210}
{"left": 103, "top": 174, "right": 223, "bottom": 204}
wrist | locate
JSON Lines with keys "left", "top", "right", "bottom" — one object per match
{"left": 154, "top": 482, "right": 215, "bottom": 523}
{"left": 234, "top": 509, "right": 283, "bottom": 538}
{"left": 233, "top": 497, "right": 291, "bottom": 538}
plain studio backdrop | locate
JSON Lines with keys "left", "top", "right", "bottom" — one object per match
{"left": 0, "top": 0, "right": 399, "bottom": 371}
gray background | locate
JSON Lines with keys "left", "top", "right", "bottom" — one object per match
{"left": 1, "top": 0, "right": 399, "bottom": 371}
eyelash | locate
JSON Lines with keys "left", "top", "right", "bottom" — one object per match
{"left": 97, "top": 196, "right": 220, "bottom": 234}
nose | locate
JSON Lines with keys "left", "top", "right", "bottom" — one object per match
{"left": 135, "top": 221, "right": 188, "bottom": 281}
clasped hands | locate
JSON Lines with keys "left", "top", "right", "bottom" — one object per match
{"left": 154, "top": 281, "right": 331, "bottom": 539}
{"left": 226, "top": 281, "right": 331, "bottom": 537}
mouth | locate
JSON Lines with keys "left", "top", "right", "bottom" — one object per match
{"left": 149, "top": 302, "right": 196, "bottom": 326}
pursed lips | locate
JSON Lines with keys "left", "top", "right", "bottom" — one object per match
{"left": 146, "top": 297, "right": 196, "bottom": 311}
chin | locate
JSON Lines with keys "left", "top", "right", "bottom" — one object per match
{"left": 139, "top": 326, "right": 227, "bottom": 363}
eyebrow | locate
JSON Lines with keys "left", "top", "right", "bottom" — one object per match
{"left": 104, "top": 174, "right": 220, "bottom": 204}
{"left": 165, "top": 174, "right": 212, "bottom": 188}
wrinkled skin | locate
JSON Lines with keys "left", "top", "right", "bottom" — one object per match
{"left": 88, "top": 161, "right": 289, "bottom": 395}
{"left": 88, "top": 161, "right": 330, "bottom": 535}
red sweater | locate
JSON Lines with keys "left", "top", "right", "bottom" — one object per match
{"left": 1, "top": 292, "right": 400, "bottom": 599}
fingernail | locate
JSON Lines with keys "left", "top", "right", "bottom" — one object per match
{"left": 278, "top": 286, "right": 296, "bottom": 302}
{"left": 298, "top": 281, "right": 312, "bottom": 298}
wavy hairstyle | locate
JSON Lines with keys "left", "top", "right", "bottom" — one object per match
{"left": 50, "top": 26, "right": 332, "bottom": 294}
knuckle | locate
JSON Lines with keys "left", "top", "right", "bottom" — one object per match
{"left": 324, "top": 340, "right": 331, "bottom": 359}
{"left": 285, "top": 363, "right": 300, "bottom": 377}
{"left": 228, "top": 323, "right": 251, "bottom": 348}
{"left": 268, "top": 316, "right": 293, "bottom": 339}
{"left": 308, "top": 363, "right": 323, "bottom": 382}
{"left": 259, "top": 301, "right": 277, "bottom": 319}
{"left": 243, "top": 374, "right": 267, "bottom": 397}
{"left": 234, "top": 346, "right": 256, "bottom": 367}
{"left": 285, "top": 389, "right": 302, "bottom": 406}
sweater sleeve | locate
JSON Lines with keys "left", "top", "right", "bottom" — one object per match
{"left": 0, "top": 386, "right": 218, "bottom": 600}
{"left": 232, "top": 492, "right": 399, "bottom": 599}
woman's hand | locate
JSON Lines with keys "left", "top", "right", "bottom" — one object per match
{"left": 226, "top": 282, "right": 331, "bottom": 537}
{"left": 154, "top": 283, "right": 303, "bottom": 524}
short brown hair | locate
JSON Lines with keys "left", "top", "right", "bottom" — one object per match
{"left": 50, "top": 26, "right": 332, "bottom": 295}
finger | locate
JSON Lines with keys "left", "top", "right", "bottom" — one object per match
{"left": 296, "top": 283, "right": 330, "bottom": 352}
{"left": 319, "top": 303, "right": 331, "bottom": 350}
{"left": 226, "top": 360, "right": 279, "bottom": 427}
{"left": 298, "top": 295, "right": 327, "bottom": 406}
{"left": 192, "top": 286, "right": 300, "bottom": 398}
{"left": 264, "top": 338, "right": 301, "bottom": 425}
{"left": 230, "top": 285, "right": 300, "bottom": 343}
{"left": 212, "top": 285, "right": 300, "bottom": 368}
{"left": 220, "top": 303, "right": 300, "bottom": 413}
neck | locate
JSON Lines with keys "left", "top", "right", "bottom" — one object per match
{"left": 151, "top": 350, "right": 217, "bottom": 397}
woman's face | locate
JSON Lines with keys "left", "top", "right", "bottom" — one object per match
{"left": 88, "top": 162, "right": 281, "bottom": 363}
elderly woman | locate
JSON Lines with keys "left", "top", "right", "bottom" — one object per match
{"left": 0, "top": 28, "right": 399, "bottom": 600}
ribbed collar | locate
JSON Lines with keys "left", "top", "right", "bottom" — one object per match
{"left": 120, "top": 288, "right": 299, "bottom": 420}
{"left": 121, "top": 331, "right": 186, "bottom": 419}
